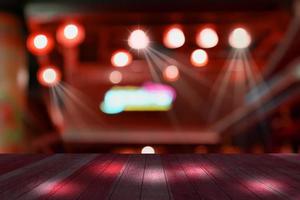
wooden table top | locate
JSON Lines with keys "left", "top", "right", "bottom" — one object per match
{"left": 0, "top": 154, "right": 299, "bottom": 200}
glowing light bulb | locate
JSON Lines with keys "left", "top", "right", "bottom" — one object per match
{"left": 128, "top": 29, "right": 149, "bottom": 50}
{"left": 33, "top": 34, "right": 48, "bottom": 49}
{"left": 163, "top": 65, "right": 180, "bottom": 82}
{"left": 37, "top": 67, "right": 61, "bottom": 87}
{"left": 196, "top": 28, "right": 218, "bottom": 48}
{"left": 163, "top": 27, "right": 185, "bottom": 49}
{"left": 109, "top": 70, "right": 122, "bottom": 84}
{"left": 63, "top": 24, "right": 79, "bottom": 40}
{"left": 229, "top": 28, "right": 251, "bottom": 49}
{"left": 57, "top": 23, "right": 85, "bottom": 47}
{"left": 111, "top": 50, "right": 132, "bottom": 67}
{"left": 141, "top": 146, "right": 155, "bottom": 154}
{"left": 190, "top": 49, "right": 208, "bottom": 67}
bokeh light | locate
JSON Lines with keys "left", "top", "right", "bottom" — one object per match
{"left": 57, "top": 23, "right": 85, "bottom": 47}
{"left": 111, "top": 50, "right": 132, "bottom": 67}
{"left": 109, "top": 70, "right": 123, "bottom": 84}
{"left": 163, "top": 65, "right": 180, "bottom": 82}
{"left": 37, "top": 66, "right": 61, "bottom": 87}
{"left": 128, "top": 29, "right": 149, "bottom": 50}
{"left": 27, "top": 33, "right": 54, "bottom": 55}
{"left": 141, "top": 146, "right": 155, "bottom": 154}
{"left": 196, "top": 28, "right": 219, "bottom": 48}
{"left": 163, "top": 27, "right": 185, "bottom": 49}
{"left": 229, "top": 27, "right": 251, "bottom": 49}
{"left": 190, "top": 49, "right": 208, "bottom": 67}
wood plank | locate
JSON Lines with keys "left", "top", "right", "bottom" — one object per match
{"left": 178, "top": 155, "right": 230, "bottom": 200}
{"left": 207, "top": 155, "right": 285, "bottom": 200}
{"left": 109, "top": 155, "right": 145, "bottom": 200}
{"left": 226, "top": 155, "right": 300, "bottom": 198}
{"left": 0, "top": 154, "right": 47, "bottom": 176}
{"left": 0, "top": 154, "right": 97, "bottom": 200}
{"left": 162, "top": 155, "right": 200, "bottom": 200}
{"left": 141, "top": 155, "right": 170, "bottom": 200}
{"left": 23, "top": 154, "right": 113, "bottom": 200}
{"left": 197, "top": 154, "right": 259, "bottom": 200}
{"left": 76, "top": 155, "right": 128, "bottom": 200}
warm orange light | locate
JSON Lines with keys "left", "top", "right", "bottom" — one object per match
{"left": 37, "top": 66, "right": 61, "bottom": 87}
{"left": 128, "top": 29, "right": 149, "bottom": 50}
{"left": 163, "top": 65, "right": 180, "bottom": 82}
{"left": 111, "top": 50, "right": 132, "bottom": 67}
{"left": 196, "top": 28, "right": 219, "bottom": 48}
{"left": 190, "top": 49, "right": 208, "bottom": 67}
{"left": 141, "top": 146, "right": 155, "bottom": 154}
{"left": 27, "top": 33, "right": 54, "bottom": 56}
{"left": 57, "top": 23, "right": 85, "bottom": 47}
{"left": 163, "top": 27, "right": 185, "bottom": 49}
{"left": 109, "top": 70, "right": 123, "bottom": 84}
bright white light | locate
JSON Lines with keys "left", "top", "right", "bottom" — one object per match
{"left": 163, "top": 27, "right": 185, "bottom": 49}
{"left": 190, "top": 49, "right": 208, "bottom": 67}
{"left": 109, "top": 70, "right": 122, "bottom": 84}
{"left": 34, "top": 34, "right": 48, "bottom": 49}
{"left": 163, "top": 65, "right": 180, "bottom": 82}
{"left": 229, "top": 28, "right": 251, "bottom": 49}
{"left": 128, "top": 29, "right": 149, "bottom": 50}
{"left": 42, "top": 68, "right": 57, "bottom": 84}
{"left": 197, "top": 28, "right": 219, "bottom": 48}
{"left": 141, "top": 146, "right": 155, "bottom": 154}
{"left": 111, "top": 51, "right": 132, "bottom": 67}
{"left": 64, "top": 24, "right": 79, "bottom": 40}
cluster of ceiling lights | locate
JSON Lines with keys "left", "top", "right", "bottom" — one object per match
{"left": 112, "top": 26, "right": 251, "bottom": 83}
{"left": 27, "top": 23, "right": 251, "bottom": 87}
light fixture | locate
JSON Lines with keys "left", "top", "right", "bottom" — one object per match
{"left": 57, "top": 23, "right": 85, "bottom": 47}
{"left": 109, "top": 70, "right": 123, "bottom": 84}
{"left": 196, "top": 28, "right": 219, "bottom": 48}
{"left": 128, "top": 29, "right": 150, "bottom": 50}
{"left": 163, "top": 65, "right": 180, "bottom": 82}
{"left": 37, "top": 66, "right": 61, "bottom": 87}
{"left": 190, "top": 49, "right": 208, "bottom": 67}
{"left": 111, "top": 50, "right": 132, "bottom": 67}
{"left": 163, "top": 27, "right": 185, "bottom": 49}
{"left": 229, "top": 27, "right": 251, "bottom": 49}
{"left": 27, "top": 33, "right": 54, "bottom": 55}
{"left": 141, "top": 146, "right": 155, "bottom": 154}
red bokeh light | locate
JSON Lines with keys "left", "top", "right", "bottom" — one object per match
{"left": 37, "top": 66, "right": 61, "bottom": 87}
{"left": 56, "top": 23, "right": 85, "bottom": 47}
{"left": 27, "top": 33, "right": 54, "bottom": 56}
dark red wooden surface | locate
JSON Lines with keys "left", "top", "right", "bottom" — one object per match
{"left": 0, "top": 154, "right": 299, "bottom": 200}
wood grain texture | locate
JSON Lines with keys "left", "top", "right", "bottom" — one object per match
{"left": 0, "top": 154, "right": 299, "bottom": 200}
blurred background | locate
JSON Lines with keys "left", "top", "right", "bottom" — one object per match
{"left": 0, "top": 0, "right": 300, "bottom": 153}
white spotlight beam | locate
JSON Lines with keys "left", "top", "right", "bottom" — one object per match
{"left": 212, "top": 59, "right": 300, "bottom": 135}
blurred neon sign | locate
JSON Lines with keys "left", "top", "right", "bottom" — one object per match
{"left": 101, "top": 82, "right": 176, "bottom": 114}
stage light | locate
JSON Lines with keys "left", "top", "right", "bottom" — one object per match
{"left": 163, "top": 65, "right": 180, "bottom": 82}
{"left": 229, "top": 28, "right": 251, "bottom": 49}
{"left": 109, "top": 70, "right": 122, "bottom": 84}
{"left": 111, "top": 50, "right": 132, "bottom": 67}
{"left": 34, "top": 35, "right": 48, "bottom": 49}
{"left": 27, "top": 33, "right": 54, "bottom": 56}
{"left": 37, "top": 66, "right": 61, "bottom": 87}
{"left": 128, "top": 29, "right": 149, "bottom": 50}
{"left": 190, "top": 49, "right": 208, "bottom": 67}
{"left": 163, "top": 27, "right": 185, "bottom": 49}
{"left": 196, "top": 28, "right": 219, "bottom": 48}
{"left": 141, "top": 146, "right": 155, "bottom": 154}
{"left": 57, "top": 23, "right": 85, "bottom": 47}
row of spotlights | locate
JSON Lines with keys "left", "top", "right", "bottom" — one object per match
{"left": 128, "top": 27, "right": 251, "bottom": 50}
